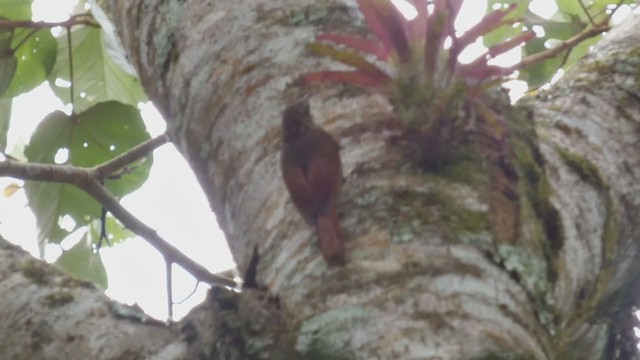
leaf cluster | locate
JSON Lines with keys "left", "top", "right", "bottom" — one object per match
{"left": 301, "top": 0, "right": 632, "bottom": 169}
{"left": 303, "top": 0, "right": 534, "bottom": 96}
{"left": 486, "top": 0, "right": 635, "bottom": 88}
{"left": 303, "top": 0, "right": 536, "bottom": 169}
{"left": 0, "top": 0, "right": 150, "bottom": 287}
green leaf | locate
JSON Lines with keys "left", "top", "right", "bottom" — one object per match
{"left": 0, "top": 0, "right": 32, "bottom": 20}
{"left": 88, "top": 0, "right": 137, "bottom": 76}
{"left": 2, "top": 28, "right": 57, "bottom": 98}
{"left": 589, "top": 0, "right": 634, "bottom": 23}
{"left": 55, "top": 232, "right": 108, "bottom": 289}
{"left": 24, "top": 111, "right": 96, "bottom": 247}
{"left": 556, "top": 0, "right": 585, "bottom": 17}
{"left": 0, "top": 52, "right": 16, "bottom": 97}
{"left": 537, "top": 15, "right": 585, "bottom": 41}
{"left": 0, "top": 98, "right": 11, "bottom": 152}
{"left": 554, "top": 0, "right": 618, "bottom": 23}
{"left": 593, "top": 0, "right": 634, "bottom": 7}
{"left": 48, "top": 26, "right": 145, "bottom": 113}
{"left": 520, "top": 38, "right": 565, "bottom": 88}
{"left": 563, "top": 35, "right": 600, "bottom": 70}
{"left": 105, "top": 216, "right": 134, "bottom": 244}
{"left": 89, "top": 215, "right": 134, "bottom": 247}
{"left": 24, "top": 102, "right": 152, "bottom": 247}
{"left": 73, "top": 102, "right": 153, "bottom": 196}
{"left": 0, "top": 29, "right": 16, "bottom": 97}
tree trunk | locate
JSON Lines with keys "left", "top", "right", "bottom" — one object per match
{"left": 111, "top": 0, "right": 640, "bottom": 358}
{"left": 1, "top": 1, "right": 639, "bottom": 358}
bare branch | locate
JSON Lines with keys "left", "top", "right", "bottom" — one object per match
{"left": 83, "top": 178, "right": 236, "bottom": 287}
{"left": 518, "top": 22, "right": 609, "bottom": 71}
{"left": 92, "top": 133, "right": 170, "bottom": 180}
{"left": 516, "top": 1, "right": 627, "bottom": 74}
{"left": 12, "top": 28, "right": 38, "bottom": 51}
{"left": 67, "top": 27, "right": 76, "bottom": 112}
{"left": 0, "top": 160, "right": 91, "bottom": 185}
{"left": 166, "top": 261, "right": 173, "bottom": 321}
{"left": 578, "top": 0, "right": 596, "bottom": 26}
{"left": 0, "top": 158, "right": 236, "bottom": 288}
{"left": 0, "top": 16, "right": 99, "bottom": 30}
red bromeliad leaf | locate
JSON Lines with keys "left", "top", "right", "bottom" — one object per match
{"left": 434, "top": 0, "right": 456, "bottom": 38}
{"left": 302, "top": 0, "right": 542, "bottom": 175}
{"left": 407, "top": 0, "right": 428, "bottom": 44}
{"left": 356, "top": 0, "right": 398, "bottom": 58}
{"left": 452, "top": 4, "right": 518, "bottom": 55}
{"left": 487, "top": 31, "right": 535, "bottom": 58}
{"left": 306, "top": 42, "right": 388, "bottom": 77}
{"left": 424, "top": 4, "right": 448, "bottom": 76}
{"left": 441, "top": 0, "right": 462, "bottom": 43}
{"left": 446, "top": 0, "right": 464, "bottom": 21}
{"left": 302, "top": 70, "right": 390, "bottom": 88}
{"left": 357, "top": 0, "right": 412, "bottom": 62}
{"left": 456, "top": 61, "right": 516, "bottom": 79}
{"left": 454, "top": 31, "right": 534, "bottom": 80}
{"left": 307, "top": 0, "right": 532, "bottom": 90}
{"left": 317, "top": 33, "right": 390, "bottom": 60}
{"left": 455, "top": 31, "right": 536, "bottom": 79}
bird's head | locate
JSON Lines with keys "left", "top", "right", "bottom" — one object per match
{"left": 282, "top": 100, "right": 315, "bottom": 142}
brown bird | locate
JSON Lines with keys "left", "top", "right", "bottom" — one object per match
{"left": 281, "top": 100, "right": 345, "bottom": 264}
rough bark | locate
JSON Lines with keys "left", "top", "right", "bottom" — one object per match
{"left": 1, "top": 1, "right": 639, "bottom": 358}
{"left": 108, "top": 0, "right": 640, "bottom": 358}
{"left": 529, "top": 13, "right": 640, "bottom": 357}
{"left": 0, "top": 236, "right": 181, "bottom": 359}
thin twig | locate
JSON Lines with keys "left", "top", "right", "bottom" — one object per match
{"left": 83, "top": 178, "right": 236, "bottom": 287}
{"left": 578, "top": 0, "right": 595, "bottom": 26}
{"left": 70, "top": 13, "right": 93, "bottom": 20}
{"left": 174, "top": 281, "right": 201, "bottom": 304}
{"left": 85, "top": 179, "right": 237, "bottom": 287}
{"left": 66, "top": 27, "right": 75, "bottom": 113}
{"left": 11, "top": 28, "right": 38, "bottom": 51}
{"left": 0, "top": 151, "right": 18, "bottom": 161}
{"left": 556, "top": 45, "right": 573, "bottom": 71}
{"left": 516, "top": 0, "right": 624, "bottom": 74}
{"left": 92, "top": 133, "right": 169, "bottom": 180}
{"left": 0, "top": 159, "right": 236, "bottom": 288}
{"left": 517, "top": 22, "right": 609, "bottom": 71}
{"left": 0, "top": 17, "right": 99, "bottom": 30}
{"left": 166, "top": 261, "right": 173, "bottom": 321}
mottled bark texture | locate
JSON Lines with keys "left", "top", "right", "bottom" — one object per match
{"left": 102, "top": 1, "right": 640, "bottom": 358}
{"left": 0, "top": 236, "right": 180, "bottom": 359}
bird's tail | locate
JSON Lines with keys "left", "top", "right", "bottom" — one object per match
{"left": 315, "top": 209, "right": 345, "bottom": 265}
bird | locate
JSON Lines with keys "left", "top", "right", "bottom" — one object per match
{"left": 280, "top": 99, "right": 345, "bottom": 264}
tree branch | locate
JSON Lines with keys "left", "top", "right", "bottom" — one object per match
{"left": 0, "top": 156, "right": 236, "bottom": 288}
{"left": 578, "top": 0, "right": 596, "bottom": 26}
{"left": 92, "top": 133, "right": 169, "bottom": 180}
{"left": 0, "top": 16, "right": 99, "bottom": 30}
{"left": 67, "top": 26, "right": 76, "bottom": 112}
{"left": 11, "top": 28, "right": 38, "bottom": 51}
{"left": 83, "top": 178, "right": 236, "bottom": 287}
{"left": 517, "top": 16, "right": 611, "bottom": 71}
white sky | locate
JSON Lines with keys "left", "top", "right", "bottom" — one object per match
{"left": 0, "top": 0, "right": 634, "bottom": 321}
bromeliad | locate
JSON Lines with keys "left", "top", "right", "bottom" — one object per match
{"left": 303, "top": 0, "right": 534, "bottom": 169}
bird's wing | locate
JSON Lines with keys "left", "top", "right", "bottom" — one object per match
{"left": 282, "top": 163, "right": 317, "bottom": 224}
{"left": 305, "top": 149, "right": 342, "bottom": 215}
